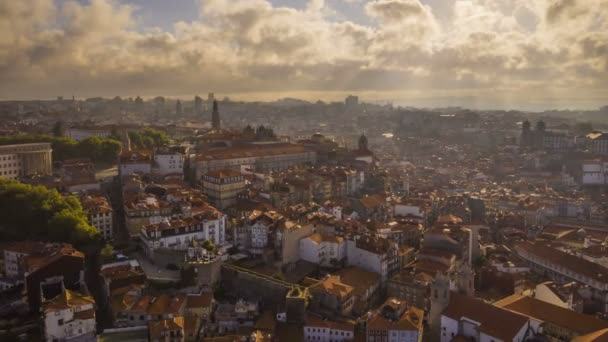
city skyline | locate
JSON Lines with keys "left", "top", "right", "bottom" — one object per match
{"left": 1, "top": 0, "right": 607, "bottom": 110}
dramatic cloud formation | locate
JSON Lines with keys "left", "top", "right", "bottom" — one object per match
{"left": 0, "top": 0, "right": 606, "bottom": 109}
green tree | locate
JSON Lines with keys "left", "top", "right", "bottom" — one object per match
{"left": 201, "top": 239, "right": 216, "bottom": 253}
{"left": 128, "top": 128, "right": 169, "bottom": 149}
{"left": 0, "top": 179, "right": 99, "bottom": 247}
{"left": 79, "top": 137, "right": 103, "bottom": 160}
{"left": 0, "top": 134, "right": 120, "bottom": 164}
{"left": 100, "top": 244, "right": 114, "bottom": 260}
{"left": 100, "top": 139, "right": 121, "bottom": 162}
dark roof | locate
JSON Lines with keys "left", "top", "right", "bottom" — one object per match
{"left": 442, "top": 293, "right": 529, "bottom": 341}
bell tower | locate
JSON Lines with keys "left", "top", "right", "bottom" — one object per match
{"left": 212, "top": 100, "right": 220, "bottom": 130}
{"left": 429, "top": 272, "right": 451, "bottom": 331}
{"left": 456, "top": 263, "right": 475, "bottom": 297}
{"left": 358, "top": 133, "right": 368, "bottom": 151}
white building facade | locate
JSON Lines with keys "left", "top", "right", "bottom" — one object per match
{"left": 140, "top": 214, "right": 226, "bottom": 256}
{"left": 0, "top": 143, "right": 53, "bottom": 179}
{"left": 153, "top": 152, "right": 184, "bottom": 176}
{"left": 43, "top": 290, "right": 97, "bottom": 342}
{"left": 303, "top": 320, "right": 354, "bottom": 342}
{"left": 582, "top": 160, "right": 608, "bottom": 185}
{"left": 299, "top": 234, "right": 347, "bottom": 268}
{"left": 90, "top": 209, "right": 113, "bottom": 241}
{"left": 250, "top": 221, "right": 270, "bottom": 254}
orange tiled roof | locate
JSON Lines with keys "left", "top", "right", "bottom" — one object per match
{"left": 196, "top": 143, "right": 310, "bottom": 161}
{"left": 309, "top": 275, "right": 353, "bottom": 299}
{"left": 495, "top": 294, "right": 608, "bottom": 335}
{"left": 43, "top": 289, "right": 95, "bottom": 313}
{"left": 442, "top": 293, "right": 528, "bottom": 342}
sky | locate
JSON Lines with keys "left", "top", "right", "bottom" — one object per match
{"left": 1, "top": 0, "right": 607, "bottom": 110}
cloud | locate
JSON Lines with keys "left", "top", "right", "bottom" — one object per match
{"left": 365, "top": 0, "right": 432, "bottom": 24}
{"left": 0, "top": 0, "right": 606, "bottom": 109}
{"left": 546, "top": 0, "right": 587, "bottom": 24}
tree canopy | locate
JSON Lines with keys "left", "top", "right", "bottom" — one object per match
{"left": 0, "top": 179, "right": 99, "bottom": 247}
{"left": 201, "top": 239, "right": 217, "bottom": 253}
{"left": 128, "top": 128, "right": 169, "bottom": 149}
{"left": 0, "top": 134, "right": 121, "bottom": 164}
{"left": 100, "top": 244, "right": 114, "bottom": 261}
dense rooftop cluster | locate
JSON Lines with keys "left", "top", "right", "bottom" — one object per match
{"left": 1, "top": 96, "right": 608, "bottom": 341}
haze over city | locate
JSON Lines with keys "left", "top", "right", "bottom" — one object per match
{"left": 2, "top": 0, "right": 608, "bottom": 110}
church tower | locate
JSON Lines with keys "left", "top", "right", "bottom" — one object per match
{"left": 212, "top": 100, "right": 220, "bottom": 130}
{"left": 456, "top": 263, "right": 475, "bottom": 297}
{"left": 429, "top": 273, "right": 451, "bottom": 331}
{"left": 535, "top": 120, "right": 546, "bottom": 148}
{"left": 521, "top": 119, "right": 531, "bottom": 146}
{"left": 358, "top": 133, "right": 368, "bottom": 151}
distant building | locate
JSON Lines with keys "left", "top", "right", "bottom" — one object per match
{"left": 422, "top": 224, "right": 479, "bottom": 265}
{"left": 346, "top": 235, "right": 399, "bottom": 281}
{"left": 57, "top": 159, "right": 99, "bottom": 192}
{"left": 244, "top": 210, "right": 285, "bottom": 254}
{"left": 0, "top": 142, "right": 52, "bottom": 179}
{"left": 387, "top": 269, "right": 432, "bottom": 311}
{"left": 67, "top": 126, "right": 112, "bottom": 141}
{"left": 212, "top": 100, "right": 220, "bottom": 130}
{"left": 194, "top": 95, "right": 203, "bottom": 117}
{"left": 100, "top": 260, "right": 145, "bottom": 300}
{"left": 134, "top": 96, "right": 144, "bottom": 113}
{"left": 23, "top": 243, "right": 86, "bottom": 312}
{"left": 152, "top": 146, "right": 185, "bottom": 177}
{"left": 582, "top": 159, "right": 608, "bottom": 186}
{"left": 3, "top": 241, "right": 43, "bottom": 279}
{"left": 515, "top": 241, "right": 608, "bottom": 313}
{"left": 366, "top": 297, "right": 424, "bottom": 342}
{"left": 80, "top": 194, "right": 114, "bottom": 241}
{"left": 352, "top": 194, "right": 390, "bottom": 222}
{"left": 111, "top": 293, "right": 186, "bottom": 328}
{"left": 154, "top": 96, "right": 165, "bottom": 117}
{"left": 304, "top": 314, "right": 355, "bottom": 342}
{"left": 185, "top": 292, "right": 214, "bottom": 320}
{"left": 194, "top": 143, "right": 316, "bottom": 179}
{"left": 534, "top": 281, "right": 583, "bottom": 313}
{"left": 335, "top": 266, "right": 382, "bottom": 316}
{"left": 586, "top": 132, "right": 608, "bottom": 155}
{"left": 275, "top": 218, "right": 315, "bottom": 265}
{"left": 305, "top": 275, "right": 355, "bottom": 317}
{"left": 201, "top": 169, "right": 246, "bottom": 210}
{"left": 345, "top": 95, "right": 359, "bottom": 109}
{"left": 119, "top": 150, "right": 152, "bottom": 176}
{"left": 175, "top": 99, "right": 183, "bottom": 116}
{"left": 440, "top": 293, "right": 531, "bottom": 342}
{"left": 42, "top": 289, "right": 96, "bottom": 342}
{"left": 299, "top": 233, "right": 347, "bottom": 268}
{"left": 139, "top": 208, "right": 226, "bottom": 257}
{"left": 148, "top": 317, "right": 185, "bottom": 342}
{"left": 495, "top": 294, "right": 608, "bottom": 341}
{"left": 353, "top": 134, "right": 374, "bottom": 164}
{"left": 520, "top": 120, "right": 573, "bottom": 150}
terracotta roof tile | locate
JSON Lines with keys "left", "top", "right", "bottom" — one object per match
{"left": 495, "top": 294, "right": 608, "bottom": 335}
{"left": 442, "top": 293, "right": 528, "bottom": 341}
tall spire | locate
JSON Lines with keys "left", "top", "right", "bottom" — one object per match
{"left": 212, "top": 100, "right": 220, "bottom": 130}
{"left": 358, "top": 133, "right": 368, "bottom": 151}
